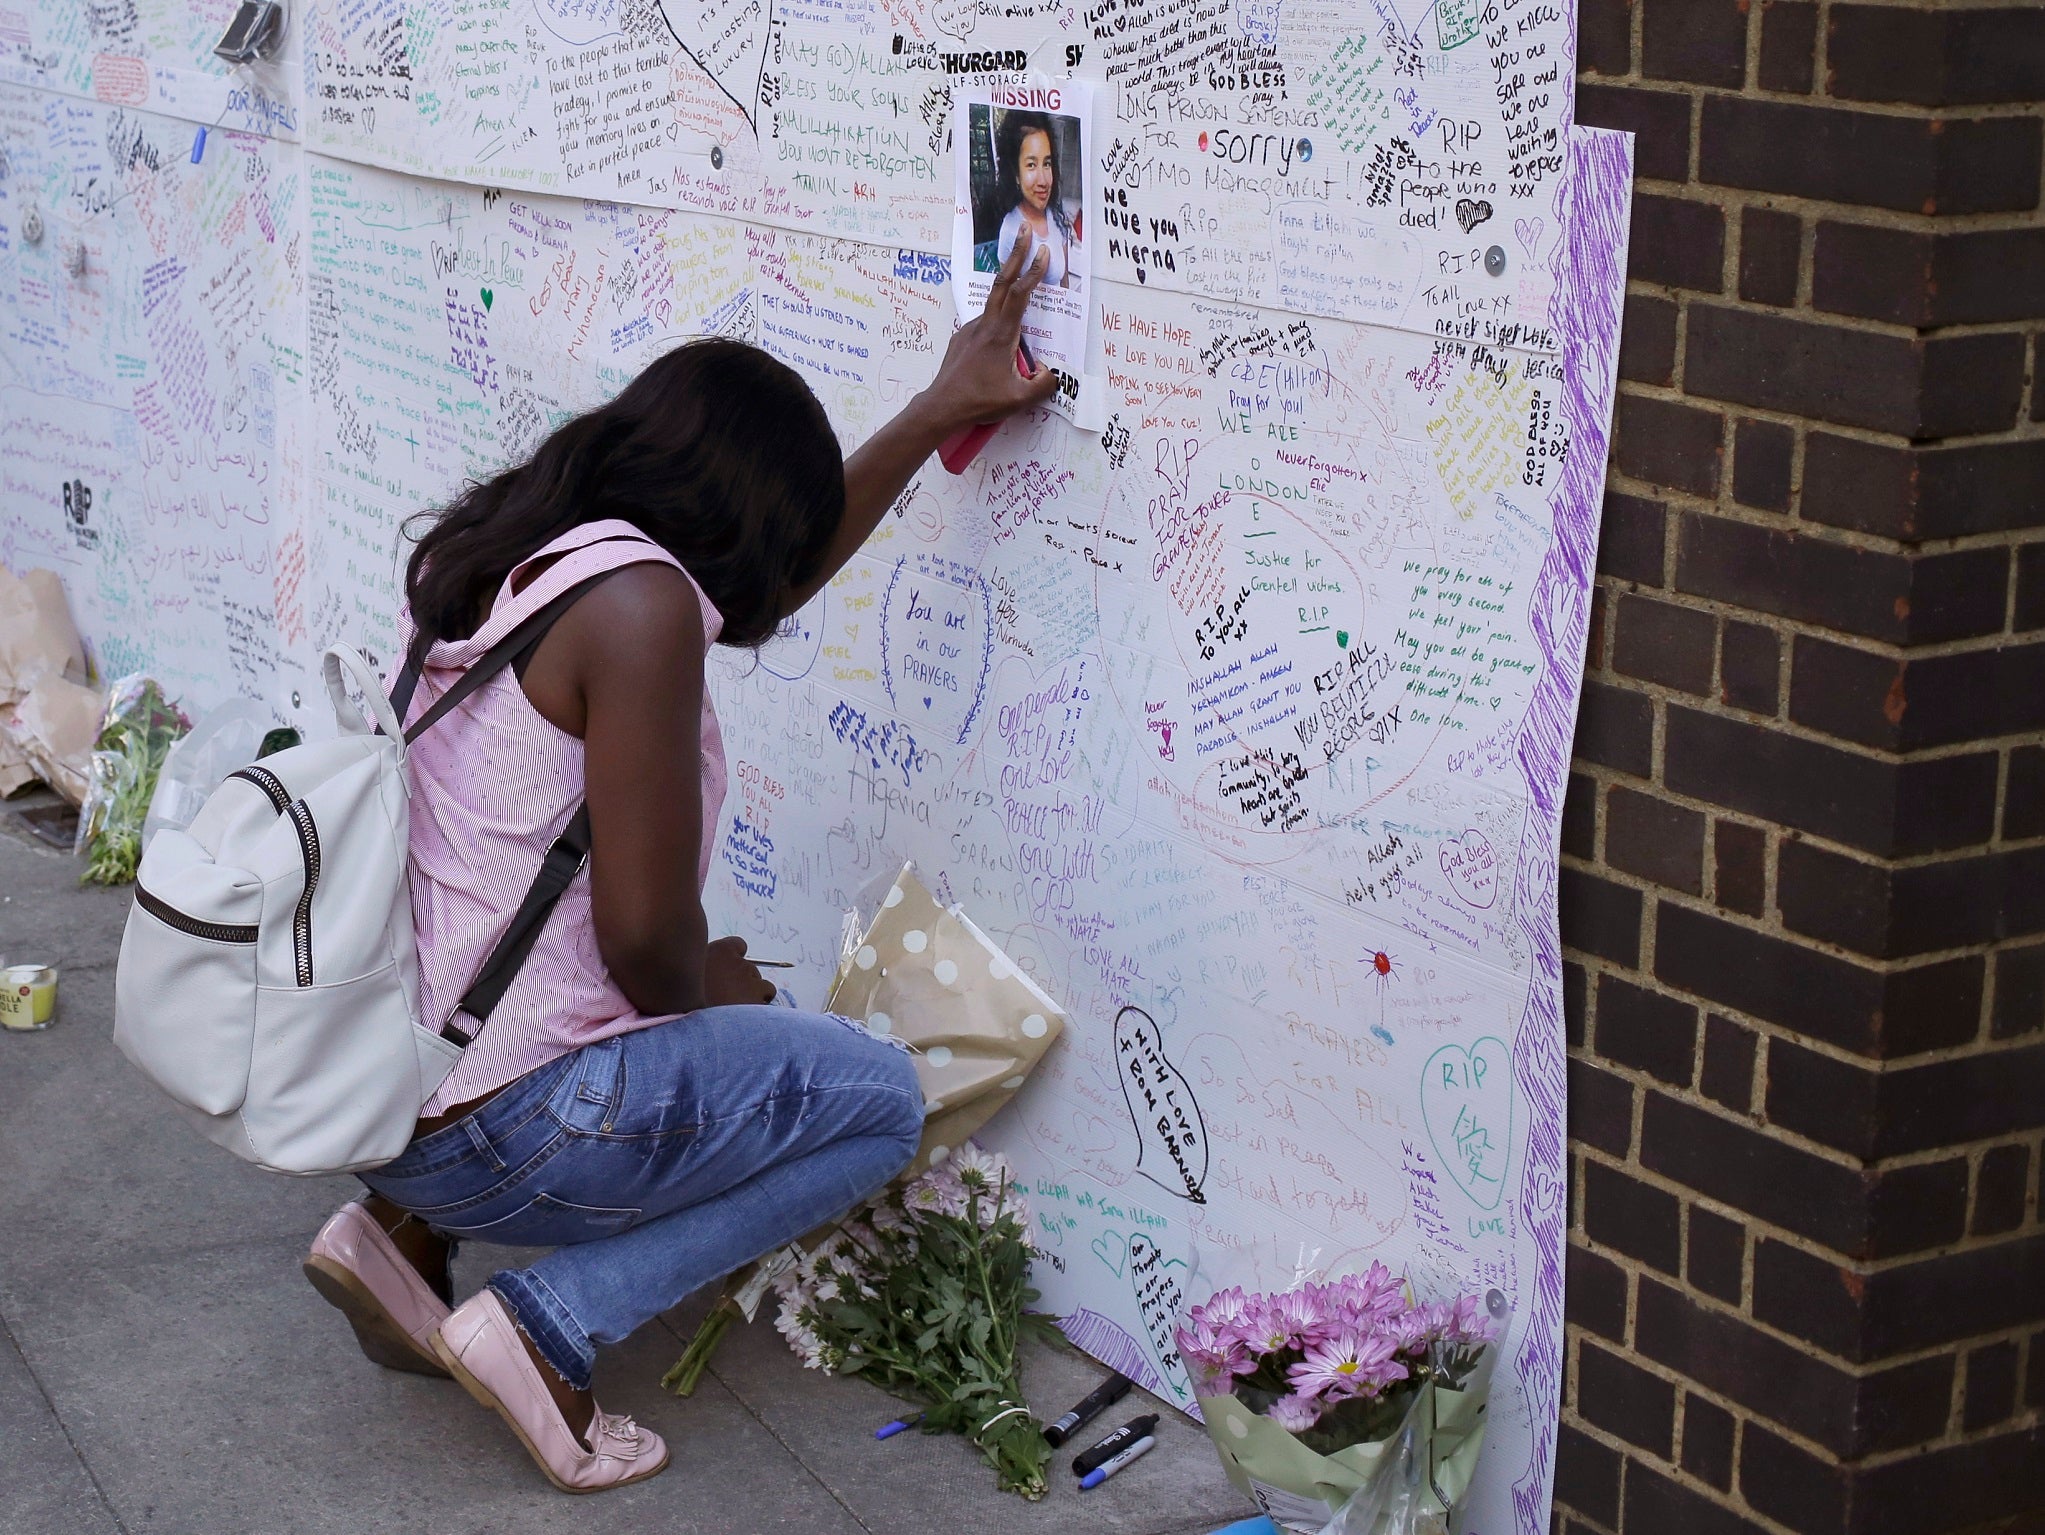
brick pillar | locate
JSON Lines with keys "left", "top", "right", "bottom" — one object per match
{"left": 1556, "top": 4, "right": 2045, "bottom": 1533}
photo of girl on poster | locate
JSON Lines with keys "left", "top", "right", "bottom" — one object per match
{"left": 978, "top": 107, "right": 1083, "bottom": 288}
{"left": 954, "top": 80, "right": 1093, "bottom": 422}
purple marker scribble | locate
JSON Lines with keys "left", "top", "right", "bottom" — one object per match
{"left": 1058, "top": 1306, "right": 1170, "bottom": 1400}
{"left": 1506, "top": 125, "right": 1635, "bottom": 1535}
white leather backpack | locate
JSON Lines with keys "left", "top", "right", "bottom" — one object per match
{"left": 114, "top": 579, "right": 602, "bottom": 1175}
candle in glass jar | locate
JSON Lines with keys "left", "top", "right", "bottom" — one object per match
{"left": 0, "top": 964, "right": 56, "bottom": 1030}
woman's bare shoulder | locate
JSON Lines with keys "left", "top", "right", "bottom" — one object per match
{"left": 561, "top": 560, "right": 707, "bottom": 674}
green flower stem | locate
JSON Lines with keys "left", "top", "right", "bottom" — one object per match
{"left": 661, "top": 1300, "right": 737, "bottom": 1396}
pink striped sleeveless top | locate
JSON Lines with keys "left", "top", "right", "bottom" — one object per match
{"left": 395, "top": 520, "right": 728, "bottom": 1117}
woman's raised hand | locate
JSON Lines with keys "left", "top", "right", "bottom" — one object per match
{"left": 922, "top": 227, "right": 1061, "bottom": 432}
{"left": 804, "top": 227, "right": 1066, "bottom": 617}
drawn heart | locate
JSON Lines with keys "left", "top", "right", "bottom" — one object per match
{"left": 1420, "top": 1037, "right": 1514, "bottom": 1211}
{"left": 361, "top": 106, "right": 375, "bottom": 137}
{"left": 1129, "top": 1234, "right": 1196, "bottom": 1403}
{"left": 882, "top": 555, "right": 992, "bottom": 749}
{"left": 479, "top": 288, "right": 493, "bottom": 311}
{"left": 1092, "top": 1231, "right": 1128, "bottom": 1278}
{"left": 652, "top": 0, "right": 770, "bottom": 130}
{"left": 1526, "top": 1165, "right": 1564, "bottom": 1217}
{"left": 931, "top": 0, "right": 979, "bottom": 37}
{"left": 1454, "top": 197, "right": 1493, "bottom": 234}
{"left": 1114, "top": 1006, "right": 1210, "bottom": 1204}
{"left": 1336, "top": 630, "right": 1350, "bottom": 648}
{"left": 1438, "top": 827, "right": 1498, "bottom": 909}
{"left": 1513, "top": 215, "right": 1544, "bottom": 258}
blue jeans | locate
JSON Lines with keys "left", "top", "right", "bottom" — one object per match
{"left": 359, "top": 1006, "right": 923, "bottom": 1389}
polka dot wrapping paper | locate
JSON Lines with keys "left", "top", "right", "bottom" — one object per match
{"left": 826, "top": 864, "right": 1066, "bottom": 1179}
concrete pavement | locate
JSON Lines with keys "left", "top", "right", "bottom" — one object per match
{"left": 0, "top": 806, "right": 1249, "bottom": 1534}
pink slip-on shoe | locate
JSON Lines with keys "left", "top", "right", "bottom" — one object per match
{"left": 302, "top": 1201, "right": 452, "bottom": 1378}
{"left": 432, "top": 1289, "right": 669, "bottom": 1494}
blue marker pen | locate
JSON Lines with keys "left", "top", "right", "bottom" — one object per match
{"left": 875, "top": 1412, "right": 924, "bottom": 1439}
{"left": 1078, "top": 1433, "right": 1155, "bottom": 1489}
{"left": 191, "top": 126, "right": 208, "bottom": 163}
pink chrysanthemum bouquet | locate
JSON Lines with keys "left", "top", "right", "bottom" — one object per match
{"left": 1175, "top": 1268, "right": 1505, "bottom": 1532}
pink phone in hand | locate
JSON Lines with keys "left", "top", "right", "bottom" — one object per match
{"left": 937, "top": 338, "right": 1038, "bottom": 475}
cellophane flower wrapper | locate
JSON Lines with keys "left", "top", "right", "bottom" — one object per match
{"left": 1316, "top": 1337, "right": 1501, "bottom": 1535}
{"left": 76, "top": 676, "right": 188, "bottom": 885}
{"left": 1179, "top": 1271, "right": 1507, "bottom": 1533}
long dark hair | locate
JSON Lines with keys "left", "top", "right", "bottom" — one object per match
{"left": 995, "top": 110, "right": 1075, "bottom": 243}
{"left": 405, "top": 338, "right": 843, "bottom": 649}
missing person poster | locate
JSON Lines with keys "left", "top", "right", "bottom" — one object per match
{"left": 952, "top": 78, "right": 1095, "bottom": 426}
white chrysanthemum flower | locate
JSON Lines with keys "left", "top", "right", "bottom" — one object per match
{"left": 949, "top": 1143, "right": 1010, "bottom": 1193}
{"left": 772, "top": 1299, "right": 835, "bottom": 1371}
{"left": 906, "top": 1169, "right": 969, "bottom": 1219}
{"left": 998, "top": 1188, "right": 1034, "bottom": 1235}
{"left": 773, "top": 1304, "right": 815, "bottom": 1348}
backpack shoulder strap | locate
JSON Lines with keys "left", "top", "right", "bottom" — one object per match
{"left": 389, "top": 629, "right": 431, "bottom": 726}
{"left": 439, "top": 802, "right": 591, "bottom": 1045}
{"left": 388, "top": 569, "right": 622, "bottom": 1048}
{"left": 391, "top": 569, "right": 618, "bottom": 745}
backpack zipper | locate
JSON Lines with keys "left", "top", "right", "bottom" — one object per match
{"left": 231, "top": 765, "right": 291, "bottom": 814}
{"left": 286, "top": 800, "right": 321, "bottom": 986}
{"left": 224, "top": 766, "right": 316, "bottom": 982}
{"left": 135, "top": 886, "right": 257, "bottom": 944}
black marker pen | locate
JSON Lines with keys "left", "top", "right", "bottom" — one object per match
{"left": 1042, "top": 1372, "right": 1133, "bottom": 1448}
{"left": 1072, "top": 1413, "right": 1157, "bottom": 1476}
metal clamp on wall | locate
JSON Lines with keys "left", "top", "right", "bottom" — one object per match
{"left": 213, "top": 1, "right": 284, "bottom": 64}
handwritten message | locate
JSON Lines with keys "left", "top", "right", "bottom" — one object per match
{"left": 0, "top": 11, "right": 1634, "bottom": 1525}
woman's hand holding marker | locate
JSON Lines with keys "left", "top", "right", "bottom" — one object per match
{"left": 703, "top": 935, "right": 776, "bottom": 1007}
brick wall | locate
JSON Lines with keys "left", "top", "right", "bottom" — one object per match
{"left": 1558, "top": 3, "right": 2045, "bottom": 1532}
